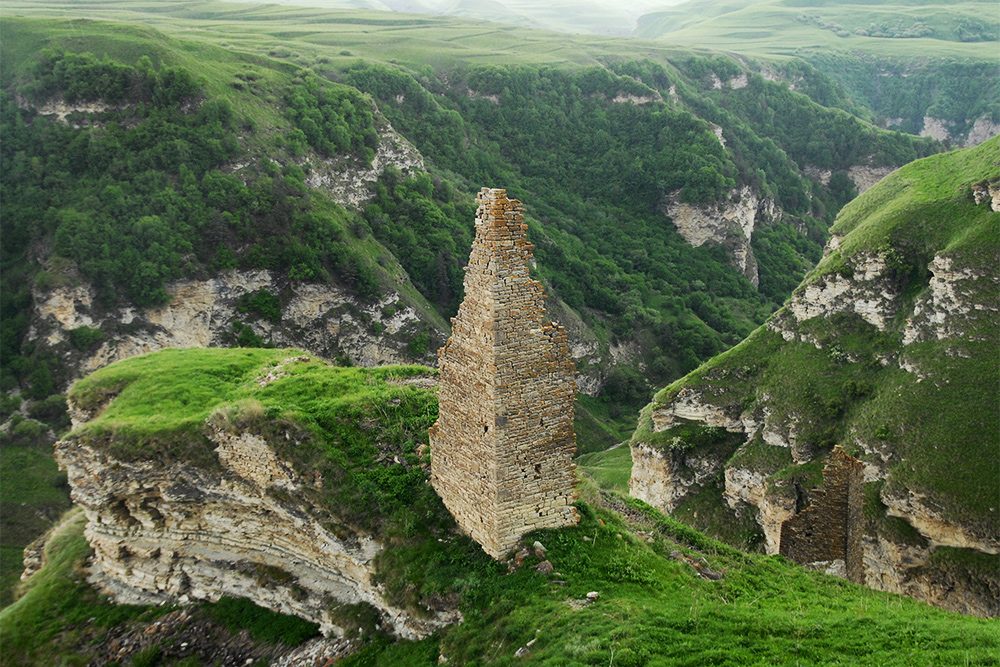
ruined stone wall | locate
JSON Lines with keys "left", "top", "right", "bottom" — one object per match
{"left": 429, "top": 188, "right": 578, "bottom": 558}
{"left": 779, "top": 446, "right": 865, "bottom": 582}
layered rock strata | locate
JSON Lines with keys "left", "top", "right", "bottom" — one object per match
{"left": 629, "top": 159, "right": 1000, "bottom": 616}
{"left": 55, "top": 421, "right": 457, "bottom": 639}
{"left": 429, "top": 188, "right": 578, "bottom": 559}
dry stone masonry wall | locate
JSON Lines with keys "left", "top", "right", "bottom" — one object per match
{"left": 779, "top": 446, "right": 865, "bottom": 583}
{"left": 429, "top": 188, "right": 578, "bottom": 559}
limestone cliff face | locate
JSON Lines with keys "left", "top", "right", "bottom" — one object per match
{"left": 54, "top": 411, "right": 458, "bottom": 639}
{"left": 630, "top": 441, "right": 724, "bottom": 514}
{"left": 28, "top": 270, "right": 443, "bottom": 387}
{"left": 782, "top": 249, "right": 899, "bottom": 332}
{"left": 804, "top": 165, "right": 896, "bottom": 195}
{"left": 662, "top": 185, "right": 780, "bottom": 286}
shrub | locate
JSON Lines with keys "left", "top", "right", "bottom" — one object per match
{"left": 69, "top": 326, "right": 104, "bottom": 351}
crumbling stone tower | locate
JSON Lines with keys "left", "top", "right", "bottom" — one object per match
{"left": 779, "top": 445, "right": 865, "bottom": 583}
{"left": 429, "top": 188, "right": 579, "bottom": 558}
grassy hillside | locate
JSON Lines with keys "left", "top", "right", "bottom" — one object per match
{"left": 634, "top": 136, "right": 999, "bottom": 558}
{"left": 635, "top": 0, "right": 999, "bottom": 58}
{"left": 3, "top": 348, "right": 998, "bottom": 665}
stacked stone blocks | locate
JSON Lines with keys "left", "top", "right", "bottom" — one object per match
{"left": 779, "top": 445, "right": 865, "bottom": 583}
{"left": 429, "top": 188, "right": 578, "bottom": 558}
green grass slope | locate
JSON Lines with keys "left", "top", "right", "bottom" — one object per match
{"left": 4, "top": 347, "right": 999, "bottom": 665}
{"left": 634, "top": 136, "right": 999, "bottom": 571}
{"left": 635, "top": 0, "right": 999, "bottom": 58}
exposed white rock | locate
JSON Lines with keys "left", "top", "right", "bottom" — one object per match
{"left": 304, "top": 118, "right": 423, "bottom": 209}
{"left": 213, "top": 429, "right": 296, "bottom": 489}
{"left": 710, "top": 124, "right": 726, "bottom": 147}
{"left": 802, "top": 164, "right": 894, "bottom": 194}
{"left": 920, "top": 116, "right": 952, "bottom": 142}
{"left": 662, "top": 185, "right": 780, "bottom": 286}
{"left": 36, "top": 285, "right": 96, "bottom": 345}
{"left": 787, "top": 253, "right": 897, "bottom": 331}
{"left": 22, "top": 95, "right": 122, "bottom": 125}
{"left": 54, "top": 427, "right": 459, "bottom": 639}
{"left": 612, "top": 93, "right": 659, "bottom": 105}
{"left": 864, "top": 534, "right": 996, "bottom": 617}
{"left": 804, "top": 166, "right": 832, "bottom": 186}
{"left": 903, "top": 254, "right": 997, "bottom": 345}
{"left": 651, "top": 389, "right": 743, "bottom": 433}
{"left": 728, "top": 73, "right": 749, "bottom": 90}
{"left": 919, "top": 115, "right": 1000, "bottom": 148}
{"left": 964, "top": 116, "right": 1000, "bottom": 147}
{"left": 29, "top": 270, "right": 441, "bottom": 385}
{"left": 847, "top": 165, "right": 896, "bottom": 194}
{"left": 724, "top": 466, "right": 796, "bottom": 554}
{"left": 972, "top": 180, "right": 1000, "bottom": 212}
{"left": 883, "top": 488, "right": 999, "bottom": 555}
{"left": 466, "top": 90, "right": 500, "bottom": 105}
{"left": 629, "top": 441, "right": 721, "bottom": 513}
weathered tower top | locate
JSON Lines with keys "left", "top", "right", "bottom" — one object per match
{"left": 429, "top": 188, "right": 578, "bottom": 558}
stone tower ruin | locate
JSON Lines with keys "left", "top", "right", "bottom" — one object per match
{"left": 779, "top": 445, "right": 865, "bottom": 583}
{"left": 429, "top": 188, "right": 579, "bottom": 558}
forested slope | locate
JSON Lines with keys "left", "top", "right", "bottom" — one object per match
{"left": 633, "top": 0, "right": 1000, "bottom": 145}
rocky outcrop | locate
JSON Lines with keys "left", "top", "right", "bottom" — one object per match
{"left": 29, "top": 270, "right": 443, "bottom": 386}
{"left": 16, "top": 94, "right": 124, "bottom": 127}
{"left": 882, "top": 488, "right": 999, "bottom": 555}
{"left": 804, "top": 163, "right": 894, "bottom": 195}
{"left": 304, "top": 114, "right": 424, "bottom": 208}
{"left": 662, "top": 185, "right": 780, "bottom": 286}
{"left": 54, "top": 414, "right": 458, "bottom": 639}
{"left": 964, "top": 116, "right": 1000, "bottom": 148}
{"left": 783, "top": 252, "right": 898, "bottom": 332}
{"left": 919, "top": 115, "right": 999, "bottom": 148}
{"left": 723, "top": 466, "right": 795, "bottom": 554}
{"left": 864, "top": 535, "right": 999, "bottom": 617}
{"left": 650, "top": 388, "right": 743, "bottom": 433}
{"left": 971, "top": 179, "right": 1000, "bottom": 212}
{"left": 847, "top": 165, "right": 896, "bottom": 194}
{"left": 630, "top": 441, "right": 723, "bottom": 514}
{"left": 902, "top": 254, "right": 1000, "bottom": 345}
